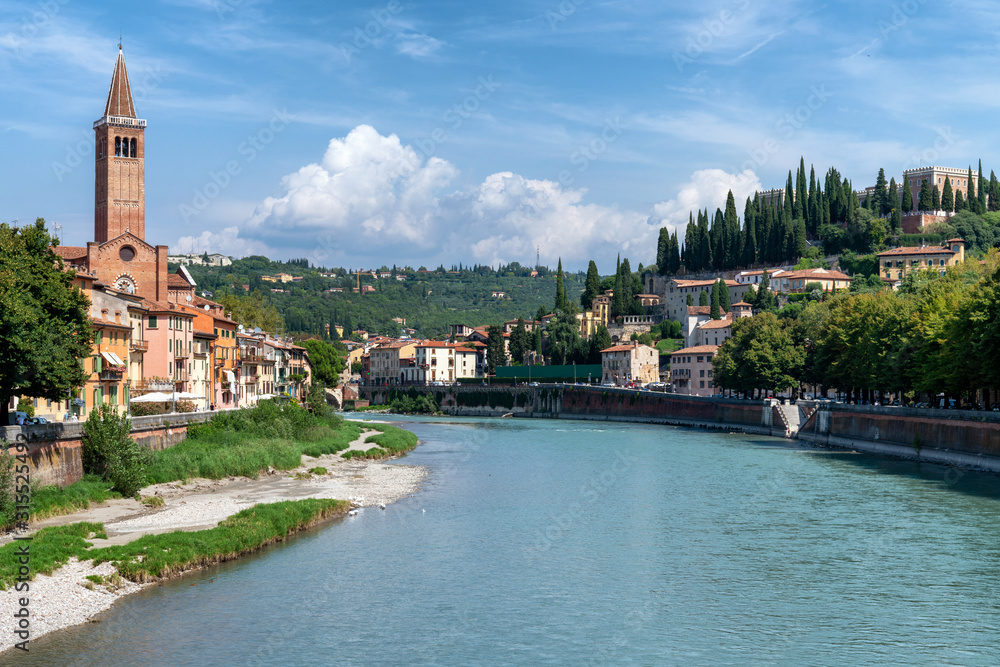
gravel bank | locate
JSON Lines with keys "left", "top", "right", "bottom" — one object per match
{"left": 0, "top": 428, "right": 427, "bottom": 653}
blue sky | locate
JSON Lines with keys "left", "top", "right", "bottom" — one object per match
{"left": 1, "top": 0, "right": 995, "bottom": 271}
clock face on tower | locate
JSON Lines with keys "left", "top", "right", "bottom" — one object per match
{"left": 114, "top": 276, "right": 136, "bottom": 294}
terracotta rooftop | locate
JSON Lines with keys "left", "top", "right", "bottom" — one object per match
{"left": 698, "top": 315, "right": 733, "bottom": 330}
{"left": 671, "top": 345, "right": 720, "bottom": 355}
{"left": 672, "top": 279, "right": 739, "bottom": 287}
{"left": 778, "top": 269, "right": 852, "bottom": 281}
{"left": 601, "top": 342, "right": 653, "bottom": 353}
{"left": 53, "top": 245, "right": 87, "bottom": 260}
{"left": 876, "top": 246, "right": 956, "bottom": 257}
{"left": 686, "top": 306, "right": 712, "bottom": 316}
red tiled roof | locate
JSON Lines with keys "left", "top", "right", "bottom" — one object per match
{"left": 698, "top": 315, "right": 733, "bottom": 330}
{"left": 103, "top": 49, "right": 137, "bottom": 118}
{"left": 53, "top": 245, "right": 87, "bottom": 260}
{"left": 686, "top": 306, "right": 712, "bottom": 316}
{"left": 778, "top": 269, "right": 852, "bottom": 281}
{"left": 671, "top": 345, "right": 720, "bottom": 355}
{"left": 168, "top": 273, "right": 193, "bottom": 287}
{"left": 876, "top": 246, "right": 956, "bottom": 257}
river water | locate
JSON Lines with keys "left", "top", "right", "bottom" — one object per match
{"left": 7, "top": 416, "right": 1000, "bottom": 666}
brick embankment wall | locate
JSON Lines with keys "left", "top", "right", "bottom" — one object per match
{"left": 798, "top": 405, "right": 1000, "bottom": 473}
{"left": 1, "top": 412, "right": 215, "bottom": 488}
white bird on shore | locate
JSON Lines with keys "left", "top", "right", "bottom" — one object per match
{"left": 348, "top": 509, "right": 358, "bottom": 517}
{"left": 379, "top": 503, "right": 386, "bottom": 510}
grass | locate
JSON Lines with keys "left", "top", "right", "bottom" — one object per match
{"left": 309, "top": 467, "right": 328, "bottom": 475}
{"left": 340, "top": 425, "right": 419, "bottom": 460}
{"left": 656, "top": 338, "right": 685, "bottom": 356}
{"left": 141, "top": 496, "right": 165, "bottom": 508}
{"left": 90, "top": 500, "right": 348, "bottom": 583}
{"left": 0, "top": 500, "right": 348, "bottom": 590}
{"left": 29, "top": 476, "right": 122, "bottom": 522}
{"left": 0, "top": 522, "right": 107, "bottom": 590}
{"left": 144, "top": 405, "right": 363, "bottom": 483}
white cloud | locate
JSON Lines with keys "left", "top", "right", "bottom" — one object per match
{"left": 396, "top": 33, "right": 443, "bottom": 59}
{"left": 174, "top": 226, "right": 270, "bottom": 258}
{"left": 237, "top": 125, "right": 658, "bottom": 270}
{"left": 652, "top": 168, "right": 762, "bottom": 231}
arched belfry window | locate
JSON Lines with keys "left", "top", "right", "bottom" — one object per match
{"left": 130, "top": 138, "right": 137, "bottom": 158}
{"left": 115, "top": 137, "right": 122, "bottom": 157}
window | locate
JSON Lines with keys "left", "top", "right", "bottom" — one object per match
{"left": 96, "top": 330, "right": 103, "bottom": 345}
{"left": 700, "top": 381, "right": 705, "bottom": 388}
{"left": 110, "top": 385, "right": 118, "bottom": 405}
{"left": 94, "top": 387, "right": 103, "bottom": 406}
{"left": 148, "top": 316, "right": 157, "bottom": 328}
{"left": 130, "top": 138, "right": 137, "bottom": 158}
{"left": 697, "top": 356, "right": 704, "bottom": 362}
{"left": 700, "top": 370, "right": 705, "bottom": 377}
{"left": 169, "top": 362, "right": 173, "bottom": 374}
{"left": 168, "top": 339, "right": 173, "bottom": 352}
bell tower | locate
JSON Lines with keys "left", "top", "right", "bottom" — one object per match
{"left": 94, "top": 47, "right": 146, "bottom": 243}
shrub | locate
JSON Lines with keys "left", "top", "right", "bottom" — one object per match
{"left": 82, "top": 404, "right": 148, "bottom": 497}
{"left": 0, "top": 446, "right": 15, "bottom": 529}
{"left": 129, "top": 403, "right": 167, "bottom": 417}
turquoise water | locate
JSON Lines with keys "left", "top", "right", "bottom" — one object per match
{"left": 8, "top": 417, "right": 1000, "bottom": 666}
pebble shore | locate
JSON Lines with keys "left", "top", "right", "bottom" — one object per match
{"left": 0, "top": 428, "right": 427, "bottom": 653}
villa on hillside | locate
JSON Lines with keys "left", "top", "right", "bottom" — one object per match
{"left": 877, "top": 238, "right": 966, "bottom": 287}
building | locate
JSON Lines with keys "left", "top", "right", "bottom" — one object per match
{"left": 771, "top": 268, "right": 853, "bottom": 293}
{"left": 600, "top": 341, "right": 659, "bottom": 386}
{"left": 662, "top": 279, "right": 751, "bottom": 322}
{"left": 901, "top": 166, "right": 976, "bottom": 207}
{"left": 670, "top": 345, "right": 719, "bottom": 396}
{"left": 877, "top": 238, "right": 966, "bottom": 286}
{"left": 735, "top": 269, "right": 786, "bottom": 285}
{"left": 368, "top": 340, "right": 418, "bottom": 386}
{"left": 167, "top": 253, "right": 232, "bottom": 267}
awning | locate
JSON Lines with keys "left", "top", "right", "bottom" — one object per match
{"left": 100, "top": 352, "right": 117, "bottom": 365}
{"left": 109, "top": 352, "right": 125, "bottom": 366}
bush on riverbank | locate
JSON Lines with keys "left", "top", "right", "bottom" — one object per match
{"left": 340, "top": 425, "right": 418, "bottom": 460}
{"left": 82, "top": 404, "right": 149, "bottom": 497}
{"left": 145, "top": 402, "right": 362, "bottom": 483}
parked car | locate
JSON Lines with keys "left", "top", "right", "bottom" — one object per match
{"left": 29, "top": 416, "right": 48, "bottom": 425}
{"left": 529, "top": 382, "right": 539, "bottom": 387}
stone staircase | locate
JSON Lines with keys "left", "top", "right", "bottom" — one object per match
{"left": 776, "top": 402, "right": 801, "bottom": 436}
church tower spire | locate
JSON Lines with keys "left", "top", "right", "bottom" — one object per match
{"left": 94, "top": 46, "right": 146, "bottom": 243}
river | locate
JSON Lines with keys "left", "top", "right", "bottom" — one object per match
{"left": 6, "top": 416, "right": 1000, "bottom": 666}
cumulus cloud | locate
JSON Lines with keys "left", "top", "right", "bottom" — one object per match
{"left": 174, "top": 226, "right": 270, "bottom": 258}
{"left": 237, "top": 125, "right": 656, "bottom": 270}
{"left": 396, "top": 33, "right": 443, "bottom": 59}
{"left": 651, "top": 168, "right": 762, "bottom": 232}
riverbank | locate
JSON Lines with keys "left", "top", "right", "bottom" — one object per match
{"left": 0, "top": 426, "right": 427, "bottom": 653}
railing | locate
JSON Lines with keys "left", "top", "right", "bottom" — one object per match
{"left": 242, "top": 354, "right": 265, "bottom": 363}
{"left": 244, "top": 375, "right": 259, "bottom": 384}
{"left": 174, "top": 350, "right": 189, "bottom": 359}
{"left": 194, "top": 349, "right": 208, "bottom": 358}
{"left": 134, "top": 380, "right": 173, "bottom": 394}
{"left": 130, "top": 339, "right": 149, "bottom": 352}
{"left": 174, "top": 370, "right": 190, "bottom": 382}
{"left": 99, "top": 370, "right": 123, "bottom": 381}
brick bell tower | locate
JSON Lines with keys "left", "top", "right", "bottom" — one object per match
{"left": 94, "top": 47, "right": 146, "bottom": 244}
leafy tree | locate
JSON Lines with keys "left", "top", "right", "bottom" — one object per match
{"left": 217, "top": 291, "right": 285, "bottom": 334}
{"left": 712, "top": 313, "right": 804, "bottom": 395}
{"left": 82, "top": 404, "right": 146, "bottom": 497}
{"left": 485, "top": 324, "right": 508, "bottom": 374}
{"left": 753, "top": 269, "right": 777, "bottom": 313}
{"left": 0, "top": 219, "right": 91, "bottom": 425}
{"left": 955, "top": 189, "right": 965, "bottom": 211}
{"left": 593, "top": 324, "right": 613, "bottom": 354}
{"left": 545, "top": 313, "right": 583, "bottom": 365}
{"left": 509, "top": 316, "right": 529, "bottom": 364}
{"left": 299, "top": 339, "right": 345, "bottom": 386}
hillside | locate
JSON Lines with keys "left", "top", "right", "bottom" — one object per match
{"left": 178, "top": 257, "right": 587, "bottom": 339}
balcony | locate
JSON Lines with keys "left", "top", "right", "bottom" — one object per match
{"left": 174, "top": 350, "right": 190, "bottom": 359}
{"left": 135, "top": 379, "right": 173, "bottom": 394}
{"left": 130, "top": 339, "right": 149, "bottom": 353}
{"left": 242, "top": 353, "right": 265, "bottom": 363}
{"left": 244, "top": 375, "right": 259, "bottom": 384}
{"left": 99, "top": 369, "right": 124, "bottom": 381}
{"left": 194, "top": 349, "right": 208, "bottom": 359}
{"left": 173, "top": 370, "right": 190, "bottom": 382}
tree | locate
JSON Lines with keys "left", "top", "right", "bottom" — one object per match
{"left": 931, "top": 184, "right": 941, "bottom": 211}
{"left": 917, "top": 179, "right": 932, "bottom": 211}
{"left": 967, "top": 166, "right": 978, "bottom": 214}
{"left": 699, "top": 291, "right": 709, "bottom": 307}
{"left": 712, "top": 313, "right": 804, "bottom": 395}
{"left": 82, "top": 403, "right": 145, "bottom": 497}
{"left": 656, "top": 227, "right": 670, "bottom": 275}
{"left": 554, "top": 258, "right": 567, "bottom": 311}
{"left": 686, "top": 293, "right": 694, "bottom": 306}
{"left": 718, "top": 278, "right": 731, "bottom": 312}
{"left": 754, "top": 269, "right": 777, "bottom": 313}
{"left": 485, "top": 324, "right": 508, "bottom": 374}
{"left": 710, "top": 282, "right": 721, "bottom": 320}
{"left": 874, "top": 167, "right": 888, "bottom": 216}
{"left": 593, "top": 324, "right": 612, "bottom": 355}
{"left": 0, "top": 219, "right": 92, "bottom": 425}
{"left": 299, "top": 339, "right": 345, "bottom": 386}
{"left": 942, "top": 176, "right": 954, "bottom": 212}
{"left": 545, "top": 313, "right": 582, "bottom": 365}
{"left": 509, "top": 317, "right": 529, "bottom": 364}
{"left": 217, "top": 291, "right": 285, "bottom": 334}
{"left": 581, "top": 260, "right": 601, "bottom": 309}
{"left": 903, "top": 178, "right": 913, "bottom": 212}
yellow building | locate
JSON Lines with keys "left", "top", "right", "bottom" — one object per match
{"left": 877, "top": 238, "right": 966, "bottom": 285}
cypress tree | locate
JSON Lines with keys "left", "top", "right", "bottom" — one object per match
{"left": 874, "top": 167, "right": 888, "bottom": 217}
{"left": 808, "top": 165, "right": 818, "bottom": 233}
{"left": 743, "top": 197, "right": 757, "bottom": 267}
{"left": 710, "top": 282, "right": 721, "bottom": 320}
{"left": 931, "top": 184, "right": 941, "bottom": 211}
{"left": 796, "top": 157, "right": 808, "bottom": 219}
{"left": 619, "top": 257, "right": 634, "bottom": 313}
{"left": 990, "top": 170, "right": 1000, "bottom": 212}
{"left": 687, "top": 293, "right": 694, "bottom": 306}
{"left": 903, "top": 178, "right": 913, "bottom": 212}
{"left": 669, "top": 232, "right": 681, "bottom": 275}
{"left": 955, "top": 189, "right": 965, "bottom": 211}
{"left": 718, "top": 278, "right": 731, "bottom": 312}
{"left": 784, "top": 171, "right": 795, "bottom": 220}
{"left": 891, "top": 206, "right": 902, "bottom": 232}
{"left": 967, "top": 166, "right": 978, "bottom": 214}
{"left": 888, "top": 177, "right": 898, "bottom": 214}
{"left": 978, "top": 159, "right": 987, "bottom": 211}
{"left": 656, "top": 227, "right": 669, "bottom": 274}
{"left": 794, "top": 216, "right": 807, "bottom": 258}
{"left": 582, "top": 260, "right": 601, "bottom": 308}
{"left": 941, "top": 177, "right": 954, "bottom": 212}
{"left": 684, "top": 214, "right": 697, "bottom": 272}
{"left": 611, "top": 255, "right": 623, "bottom": 318}
{"left": 555, "top": 258, "right": 566, "bottom": 311}
{"left": 699, "top": 290, "right": 709, "bottom": 307}
{"left": 917, "top": 179, "right": 931, "bottom": 211}
{"left": 699, "top": 211, "right": 712, "bottom": 271}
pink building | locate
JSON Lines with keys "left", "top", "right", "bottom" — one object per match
{"left": 139, "top": 300, "right": 195, "bottom": 395}
{"left": 670, "top": 345, "right": 719, "bottom": 396}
